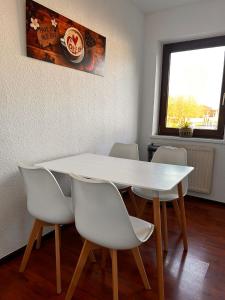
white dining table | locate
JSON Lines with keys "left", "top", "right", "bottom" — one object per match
{"left": 36, "top": 153, "right": 193, "bottom": 300}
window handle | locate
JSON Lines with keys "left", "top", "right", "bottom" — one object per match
{"left": 222, "top": 93, "right": 225, "bottom": 106}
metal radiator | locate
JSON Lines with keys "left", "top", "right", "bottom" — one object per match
{"left": 184, "top": 145, "right": 214, "bottom": 194}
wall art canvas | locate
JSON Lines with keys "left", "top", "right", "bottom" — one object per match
{"left": 26, "top": 0, "right": 106, "bottom": 76}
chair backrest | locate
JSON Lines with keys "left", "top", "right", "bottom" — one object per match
{"left": 152, "top": 146, "right": 188, "bottom": 195}
{"left": 109, "top": 143, "right": 139, "bottom": 160}
{"left": 19, "top": 165, "right": 73, "bottom": 224}
{"left": 71, "top": 175, "right": 140, "bottom": 250}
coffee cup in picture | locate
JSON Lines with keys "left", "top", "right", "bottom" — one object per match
{"left": 60, "top": 27, "right": 84, "bottom": 63}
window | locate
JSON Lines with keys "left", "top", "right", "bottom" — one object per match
{"left": 159, "top": 36, "right": 225, "bottom": 139}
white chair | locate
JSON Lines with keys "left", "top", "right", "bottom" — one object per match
{"left": 131, "top": 146, "right": 188, "bottom": 251}
{"left": 109, "top": 142, "right": 139, "bottom": 162}
{"left": 18, "top": 165, "right": 74, "bottom": 294}
{"left": 109, "top": 143, "right": 140, "bottom": 214}
{"left": 65, "top": 175, "right": 154, "bottom": 300}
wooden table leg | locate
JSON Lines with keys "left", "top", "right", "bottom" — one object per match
{"left": 177, "top": 182, "right": 188, "bottom": 251}
{"left": 162, "top": 202, "right": 168, "bottom": 252}
{"left": 153, "top": 193, "right": 164, "bottom": 300}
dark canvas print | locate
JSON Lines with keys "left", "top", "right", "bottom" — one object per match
{"left": 26, "top": 0, "right": 106, "bottom": 76}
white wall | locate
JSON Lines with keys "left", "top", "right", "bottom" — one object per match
{"left": 139, "top": 0, "right": 225, "bottom": 203}
{"left": 0, "top": 0, "right": 144, "bottom": 259}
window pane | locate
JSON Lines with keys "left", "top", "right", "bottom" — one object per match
{"left": 166, "top": 47, "right": 225, "bottom": 130}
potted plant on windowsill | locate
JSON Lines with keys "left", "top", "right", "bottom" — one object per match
{"left": 178, "top": 121, "right": 193, "bottom": 137}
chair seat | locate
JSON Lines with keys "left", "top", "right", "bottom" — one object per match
{"left": 130, "top": 216, "right": 154, "bottom": 242}
{"left": 132, "top": 187, "right": 179, "bottom": 202}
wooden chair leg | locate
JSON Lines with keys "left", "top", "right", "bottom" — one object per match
{"left": 80, "top": 236, "right": 96, "bottom": 263}
{"left": 177, "top": 182, "right": 188, "bottom": 251}
{"left": 131, "top": 247, "right": 151, "bottom": 290}
{"left": 172, "top": 199, "right": 181, "bottom": 227}
{"left": 36, "top": 225, "right": 43, "bottom": 250}
{"left": 128, "top": 188, "right": 139, "bottom": 216}
{"left": 58, "top": 225, "right": 61, "bottom": 248}
{"left": 110, "top": 250, "right": 119, "bottom": 300}
{"left": 162, "top": 202, "right": 168, "bottom": 252}
{"left": 55, "top": 225, "right": 62, "bottom": 294}
{"left": 19, "top": 219, "right": 43, "bottom": 272}
{"left": 65, "top": 240, "right": 93, "bottom": 300}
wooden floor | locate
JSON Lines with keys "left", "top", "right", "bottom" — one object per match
{"left": 0, "top": 195, "right": 225, "bottom": 300}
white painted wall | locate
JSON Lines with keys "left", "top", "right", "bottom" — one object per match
{"left": 0, "top": 0, "right": 144, "bottom": 259}
{"left": 139, "top": 0, "right": 225, "bottom": 203}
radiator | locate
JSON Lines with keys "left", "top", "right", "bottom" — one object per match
{"left": 156, "top": 144, "right": 215, "bottom": 194}
{"left": 184, "top": 145, "right": 214, "bottom": 194}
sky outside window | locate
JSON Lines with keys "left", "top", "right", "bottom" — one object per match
{"left": 166, "top": 46, "right": 225, "bottom": 129}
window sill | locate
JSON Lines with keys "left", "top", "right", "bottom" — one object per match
{"left": 150, "top": 135, "right": 225, "bottom": 144}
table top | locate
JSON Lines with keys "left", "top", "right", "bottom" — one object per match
{"left": 36, "top": 153, "right": 194, "bottom": 192}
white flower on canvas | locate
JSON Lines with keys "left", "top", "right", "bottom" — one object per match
{"left": 30, "top": 18, "right": 39, "bottom": 30}
{"left": 51, "top": 19, "right": 57, "bottom": 27}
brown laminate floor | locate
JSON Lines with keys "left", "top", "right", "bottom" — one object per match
{"left": 0, "top": 195, "right": 225, "bottom": 300}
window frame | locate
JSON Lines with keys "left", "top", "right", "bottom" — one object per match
{"left": 159, "top": 35, "right": 225, "bottom": 139}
